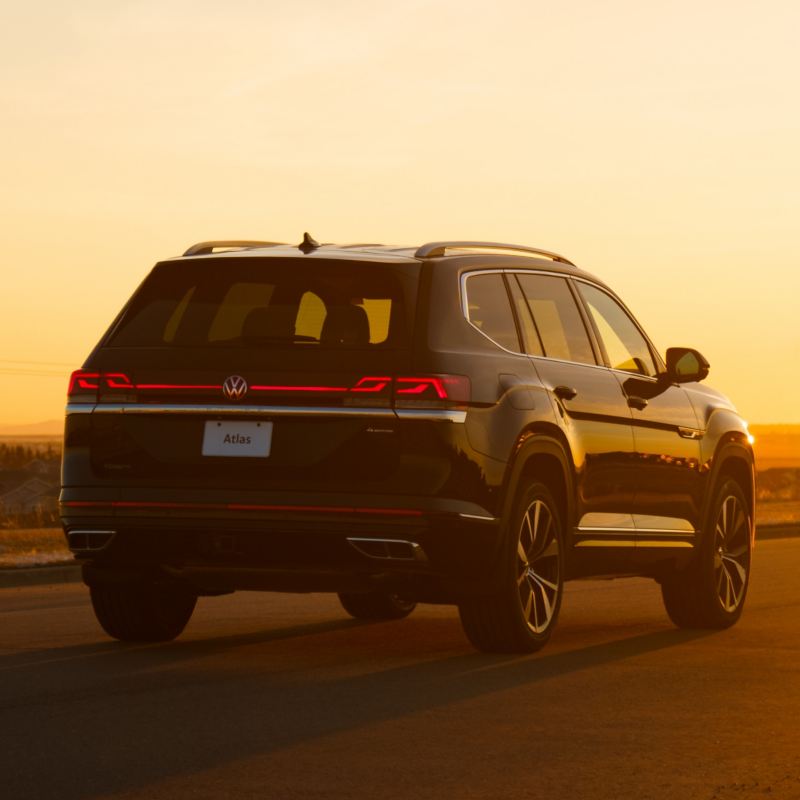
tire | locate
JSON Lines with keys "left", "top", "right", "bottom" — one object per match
{"left": 337, "top": 590, "right": 417, "bottom": 620}
{"left": 661, "top": 478, "right": 752, "bottom": 629}
{"left": 90, "top": 582, "right": 197, "bottom": 642}
{"left": 458, "top": 481, "right": 564, "bottom": 654}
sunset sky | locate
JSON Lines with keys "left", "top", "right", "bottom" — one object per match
{"left": 1, "top": 0, "right": 798, "bottom": 425}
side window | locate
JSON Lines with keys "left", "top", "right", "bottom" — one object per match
{"left": 514, "top": 274, "right": 596, "bottom": 365}
{"left": 464, "top": 273, "right": 521, "bottom": 352}
{"left": 576, "top": 283, "right": 657, "bottom": 377}
{"left": 506, "top": 276, "right": 544, "bottom": 356}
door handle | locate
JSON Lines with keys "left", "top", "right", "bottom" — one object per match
{"left": 553, "top": 385, "right": 578, "bottom": 401}
{"left": 627, "top": 396, "right": 648, "bottom": 410}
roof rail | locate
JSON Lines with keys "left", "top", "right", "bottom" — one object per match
{"left": 414, "top": 241, "right": 575, "bottom": 266}
{"left": 183, "top": 240, "right": 286, "bottom": 257}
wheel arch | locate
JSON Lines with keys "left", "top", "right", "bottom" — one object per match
{"left": 701, "top": 439, "right": 756, "bottom": 544}
{"left": 500, "top": 424, "right": 576, "bottom": 542}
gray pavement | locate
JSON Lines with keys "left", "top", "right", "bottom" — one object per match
{"left": 1, "top": 539, "right": 799, "bottom": 799}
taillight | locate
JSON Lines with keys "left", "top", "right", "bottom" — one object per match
{"left": 68, "top": 370, "right": 100, "bottom": 397}
{"left": 345, "top": 375, "right": 470, "bottom": 408}
{"left": 393, "top": 375, "right": 470, "bottom": 408}
{"left": 68, "top": 370, "right": 135, "bottom": 402}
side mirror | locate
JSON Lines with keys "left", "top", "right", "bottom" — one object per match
{"left": 665, "top": 347, "right": 710, "bottom": 383}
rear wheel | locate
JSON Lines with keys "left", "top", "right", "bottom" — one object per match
{"left": 458, "top": 481, "right": 564, "bottom": 653}
{"left": 337, "top": 590, "right": 416, "bottom": 620}
{"left": 90, "top": 582, "right": 197, "bottom": 642}
{"left": 661, "top": 478, "right": 752, "bottom": 629}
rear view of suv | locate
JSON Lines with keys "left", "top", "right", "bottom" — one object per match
{"left": 61, "top": 236, "right": 755, "bottom": 652}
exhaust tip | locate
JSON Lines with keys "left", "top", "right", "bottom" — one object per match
{"left": 347, "top": 537, "right": 428, "bottom": 563}
{"left": 67, "top": 530, "right": 117, "bottom": 552}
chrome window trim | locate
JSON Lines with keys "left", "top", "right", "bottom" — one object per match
{"left": 460, "top": 268, "right": 667, "bottom": 375}
{"left": 459, "top": 270, "right": 528, "bottom": 358}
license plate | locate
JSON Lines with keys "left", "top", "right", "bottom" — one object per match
{"left": 202, "top": 421, "right": 273, "bottom": 458}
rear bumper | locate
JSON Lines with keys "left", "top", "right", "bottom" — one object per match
{"left": 61, "top": 488, "right": 503, "bottom": 601}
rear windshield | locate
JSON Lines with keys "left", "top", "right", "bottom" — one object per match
{"left": 106, "top": 259, "right": 414, "bottom": 349}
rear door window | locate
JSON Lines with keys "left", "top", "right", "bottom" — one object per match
{"left": 514, "top": 274, "right": 596, "bottom": 365}
{"left": 464, "top": 273, "right": 521, "bottom": 352}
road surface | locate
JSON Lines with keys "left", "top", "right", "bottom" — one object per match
{"left": 1, "top": 539, "right": 799, "bottom": 799}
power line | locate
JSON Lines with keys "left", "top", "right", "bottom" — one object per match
{"left": 0, "top": 369, "right": 68, "bottom": 378}
{"left": 0, "top": 359, "right": 74, "bottom": 368}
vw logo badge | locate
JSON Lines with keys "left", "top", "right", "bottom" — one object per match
{"left": 222, "top": 375, "right": 248, "bottom": 401}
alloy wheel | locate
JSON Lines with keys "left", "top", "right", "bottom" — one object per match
{"left": 713, "top": 494, "right": 750, "bottom": 613}
{"left": 516, "top": 499, "right": 561, "bottom": 633}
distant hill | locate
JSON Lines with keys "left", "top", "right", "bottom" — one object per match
{"left": 0, "top": 420, "right": 63, "bottom": 437}
{"left": 750, "top": 425, "right": 800, "bottom": 469}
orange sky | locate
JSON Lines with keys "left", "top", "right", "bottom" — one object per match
{"left": 1, "top": 0, "right": 799, "bottom": 425}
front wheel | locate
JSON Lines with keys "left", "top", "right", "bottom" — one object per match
{"left": 661, "top": 478, "right": 752, "bottom": 629}
{"left": 90, "top": 582, "right": 197, "bottom": 642}
{"left": 458, "top": 482, "right": 564, "bottom": 653}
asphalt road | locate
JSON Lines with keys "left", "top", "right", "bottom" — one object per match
{"left": 1, "top": 539, "right": 799, "bottom": 800}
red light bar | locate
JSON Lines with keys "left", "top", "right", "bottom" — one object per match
{"left": 61, "top": 500, "right": 423, "bottom": 516}
{"left": 67, "top": 372, "right": 469, "bottom": 404}
{"left": 250, "top": 385, "right": 348, "bottom": 393}
{"left": 136, "top": 384, "right": 222, "bottom": 391}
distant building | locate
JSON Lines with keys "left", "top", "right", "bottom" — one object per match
{"left": 24, "top": 459, "right": 58, "bottom": 477}
{"left": 0, "top": 478, "right": 58, "bottom": 515}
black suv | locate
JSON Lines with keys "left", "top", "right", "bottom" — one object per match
{"left": 61, "top": 236, "right": 755, "bottom": 653}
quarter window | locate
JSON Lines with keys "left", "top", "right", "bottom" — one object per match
{"left": 576, "top": 283, "right": 657, "bottom": 376}
{"left": 514, "top": 274, "right": 596, "bottom": 365}
{"left": 465, "top": 273, "right": 521, "bottom": 352}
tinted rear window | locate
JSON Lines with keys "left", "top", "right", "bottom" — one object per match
{"left": 107, "top": 260, "right": 412, "bottom": 349}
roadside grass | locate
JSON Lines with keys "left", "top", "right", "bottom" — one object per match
{"left": 0, "top": 528, "right": 71, "bottom": 568}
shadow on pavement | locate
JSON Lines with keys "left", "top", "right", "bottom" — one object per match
{"left": 0, "top": 612, "right": 717, "bottom": 799}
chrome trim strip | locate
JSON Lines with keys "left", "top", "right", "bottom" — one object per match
{"left": 637, "top": 541, "right": 694, "bottom": 549}
{"left": 575, "top": 539, "right": 693, "bottom": 549}
{"left": 574, "top": 539, "right": 636, "bottom": 548}
{"left": 458, "top": 513, "right": 499, "bottom": 522}
{"left": 395, "top": 409, "right": 467, "bottom": 423}
{"left": 578, "top": 513, "right": 695, "bottom": 533}
{"left": 70, "top": 403, "right": 466, "bottom": 423}
{"left": 91, "top": 403, "right": 396, "bottom": 418}
{"left": 576, "top": 527, "right": 638, "bottom": 535}
{"left": 577, "top": 526, "right": 697, "bottom": 537}
{"left": 66, "top": 403, "right": 94, "bottom": 415}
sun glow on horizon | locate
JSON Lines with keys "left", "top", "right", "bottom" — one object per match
{"left": 1, "top": 0, "right": 799, "bottom": 425}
